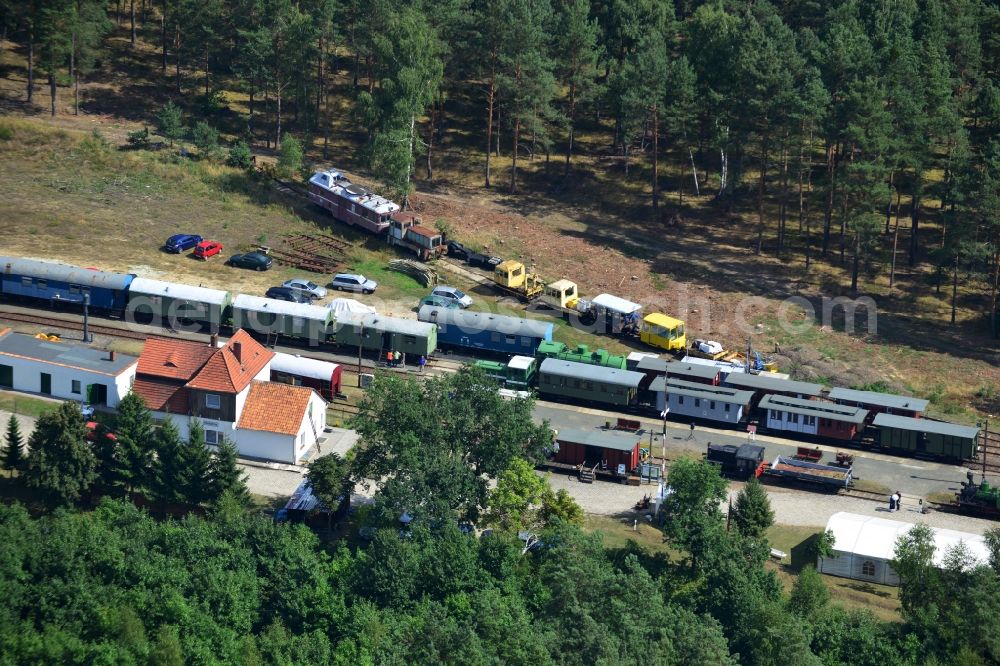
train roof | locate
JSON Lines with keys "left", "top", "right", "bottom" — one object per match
{"left": 591, "top": 293, "right": 642, "bottom": 315}
{"left": 353, "top": 313, "right": 436, "bottom": 337}
{"left": 0, "top": 256, "right": 133, "bottom": 290}
{"left": 270, "top": 352, "right": 339, "bottom": 380}
{"left": 508, "top": 355, "right": 536, "bottom": 370}
{"left": 546, "top": 279, "right": 577, "bottom": 292}
{"left": 538, "top": 358, "right": 643, "bottom": 388}
{"left": 309, "top": 169, "right": 400, "bottom": 216}
{"left": 828, "top": 387, "right": 929, "bottom": 413}
{"left": 725, "top": 372, "right": 824, "bottom": 396}
{"left": 129, "top": 278, "right": 230, "bottom": 305}
{"left": 418, "top": 305, "right": 553, "bottom": 339}
{"left": 650, "top": 376, "right": 754, "bottom": 404}
{"left": 232, "top": 294, "right": 332, "bottom": 322}
{"left": 872, "top": 413, "right": 979, "bottom": 439}
{"left": 759, "top": 394, "right": 868, "bottom": 424}
{"left": 554, "top": 427, "right": 641, "bottom": 452}
{"left": 643, "top": 312, "right": 684, "bottom": 328}
{"left": 666, "top": 361, "right": 720, "bottom": 380}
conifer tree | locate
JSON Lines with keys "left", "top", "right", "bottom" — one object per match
{"left": 1, "top": 414, "right": 24, "bottom": 477}
{"left": 209, "top": 436, "right": 249, "bottom": 507}
{"left": 731, "top": 477, "right": 774, "bottom": 540}
{"left": 115, "top": 392, "right": 154, "bottom": 496}
{"left": 22, "top": 401, "right": 97, "bottom": 507}
{"left": 150, "top": 418, "right": 186, "bottom": 512}
{"left": 180, "top": 420, "right": 213, "bottom": 506}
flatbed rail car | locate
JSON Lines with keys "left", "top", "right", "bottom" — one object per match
{"left": 761, "top": 456, "right": 853, "bottom": 489}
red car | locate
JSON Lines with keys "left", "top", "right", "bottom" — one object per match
{"left": 194, "top": 240, "right": 223, "bottom": 259}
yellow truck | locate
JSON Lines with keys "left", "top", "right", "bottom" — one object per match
{"left": 640, "top": 312, "right": 687, "bottom": 354}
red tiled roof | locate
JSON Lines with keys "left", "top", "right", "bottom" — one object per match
{"left": 237, "top": 381, "right": 314, "bottom": 436}
{"left": 137, "top": 337, "right": 217, "bottom": 381}
{"left": 186, "top": 329, "right": 274, "bottom": 394}
{"left": 132, "top": 376, "right": 189, "bottom": 413}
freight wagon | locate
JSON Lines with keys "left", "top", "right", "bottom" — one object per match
{"left": 872, "top": 413, "right": 979, "bottom": 461}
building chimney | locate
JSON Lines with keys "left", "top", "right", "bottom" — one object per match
{"left": 210, "top": 333, "right": 219, "bottom": 348}
{"left": 233, "top": 341, "right": 242, "bottom": 364}
{"left": 108, "top": 350, "right": 117, "bottom": 362}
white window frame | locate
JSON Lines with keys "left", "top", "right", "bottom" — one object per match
{"left": 205, "top": 429, "right": 219, "bottom": 445}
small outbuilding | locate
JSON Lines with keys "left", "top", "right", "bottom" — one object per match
{"left": 552, "top": 427, "right": 642, "bottom": 475}
{"left": 818, "top": 512, "right": 989, "bottom": 586}
{"left": 0, "top": 328, "right": 137, "bottom": 406}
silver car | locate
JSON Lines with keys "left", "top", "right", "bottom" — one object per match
{"left": 330, "top": 273, "right": 378, "bottom": 294}
{"left": 282, "top": 278, "right": 328, "bottom": 300}
{"left": 431, "top": 285, "right": 473, "bottom": 308}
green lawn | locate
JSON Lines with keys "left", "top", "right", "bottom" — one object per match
{"left": 0, "top": 392, "right": 60, "bottom": 419}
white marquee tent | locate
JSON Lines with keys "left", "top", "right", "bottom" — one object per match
{"left": 327, "top": 298, "right": 376, "bottom": 320}
{"left": 817, "top": 512, "right": 989, "bottom": 586}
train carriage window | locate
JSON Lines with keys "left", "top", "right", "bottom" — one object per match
{"left": 491, "top": 332, "right": 501, "bottom": 342}
{"left": 21, "top": 277, "right": 31, "bottom": 287}
{"left": 724, "top": 403, "right": 731, "bottom": 413}
{"left": 573, "top": 379, "right": 581, "bottom": 388}
{"left": 861, "top": 561, "right": 875, "bottom": 577}
{"left": 292, "top": 316, "right": 306, "bottom": 332}
{"left": 37, "top": 279, "right": 47, "bottom": 290}
{"left": 694, "top": 398, "right": 701, "bottom": 407}
{"left": 69, "top": 285, "right": 80, "bottom": 295}
{"left": 405, "top": 335, "right": 416, "bottom": 344}
{"left": 710, "top": 401, "right": 716, "bottom": 410}
{"left": 521, "top": 336, "right": 532, "bottom": 346}
{"left": 584, "top": 381, "right": 593, "bottom": 390}
{"left": 788, "top": 413, "right": 798, "bottom": 424}
{"left": 770, "top": 409, "right": 780, "bottom": 420}
{"left": 505, "top": 335, "right": 516, "bottom": 345}
{"left": 678, "top": 395, "right": 684, "bottom": 405}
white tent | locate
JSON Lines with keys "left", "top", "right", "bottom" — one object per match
{"left": 818, "top": 512, "right": 989, "bottom": 586}
{"left": 327, "top": 298, "right": 376, "bottom": 319}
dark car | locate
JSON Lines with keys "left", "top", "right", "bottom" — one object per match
{"left": 164, "top": 233, "right": 202, "bottom": 253}
{"left": 265, "top": 286, "right": 311, "bottom": 303}
{"left": 227, "top": 252, "right": 273, "bottom": 271}
{"left": 447, "top": 240, "right": 469, "bottom": 260}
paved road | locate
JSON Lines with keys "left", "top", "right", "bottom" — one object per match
{"left": 533, "top": 401, "right": 980, "bottom": 500}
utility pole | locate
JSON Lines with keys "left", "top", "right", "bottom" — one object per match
{"left": 82, "top": 292, "right": 92, "bottom": 343}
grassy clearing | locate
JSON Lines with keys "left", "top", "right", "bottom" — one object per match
{"left": 583, "top": 514, "right": 673, "bottom": 555}
{"left": 0, "top": 392, "right": 61, "bottom": 418}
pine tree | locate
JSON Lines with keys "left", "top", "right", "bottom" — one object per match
{"left": 554, "top": 0, "right": 599, "bottom": 176}
{"left": 2, "top": 414, "right": 25, "bottom": 477}
{"left": 156, "top": 101, "right": 184, "bottom": 146}
{"left": 115, "top": 392, "right": 154, "bottom": 496}
{"left": 22, "top": 401, "right": 97, "bottom": 507}
{"left": 91, "top": 421, "right": 124, "bottom": 494}
{"left": 209, "top": 436, "right": 249, "bottom": 507}
{"left": 150, "top": 418, "right": 186, "bottom": 512}
{"left": 179, "top": 420, "right": 213, "bottom": 506}
{"left": 731, "top": 477, "right": 774, "bottom": 540}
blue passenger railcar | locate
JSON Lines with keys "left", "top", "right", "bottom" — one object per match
{"left": 418, "top": 305, "right": 553, "bottom": 356}
{"left": 0, "top": 257, "right": 133, "bottom": 314}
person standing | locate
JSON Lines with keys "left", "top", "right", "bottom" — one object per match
{"left": 418, "top": 355, "right": 426, "bottom": 373}
{"left": 386, "top": 350, "right": 393, "bottom": 367}
{"left": 888, "top": 493, "right": 897, "bottom": 512}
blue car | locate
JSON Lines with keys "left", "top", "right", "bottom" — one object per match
{"left": 164, "top": 233, "right": 203, "bottom": 253}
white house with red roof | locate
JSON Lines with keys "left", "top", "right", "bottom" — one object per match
{"left": 132, "top": 330, "right": 327, "bottom": 464}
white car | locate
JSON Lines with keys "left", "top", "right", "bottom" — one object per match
{"left": 282, "top": 278, "right": 327, "bottom": 300}
{"left": 330, "top": 273, "right": 378, "bottom": 294}
{"left": 431, "top": 285, "right": 473, "bottom": 308}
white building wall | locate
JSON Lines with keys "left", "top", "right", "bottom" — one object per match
{"left": 235, "top": 384, "right": 251, "bottom": 422}
{"left": 0, "top": 355, "right": 133, "bottom": 406}
{"left": 254, "top": 363, "right": 271, "bottom": 382}
{"left": 819, "top": 552, "right": 898, "bottom": 586}
{"left": 230, "top": 428, "right": 296, "bottom": 464}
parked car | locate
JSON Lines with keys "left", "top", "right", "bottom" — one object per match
{"left": 282, "top": 278, "right": 327, "bottom": 299}
{"left": 330, "top": 273, "right": 378, "bottom": 294}
{"left": 227, "top": 251, "right": 273, "bottom": 271}
{"left": 164, "top": 233, "right": 203, "bottom": 253}
{"left": 419, "top": 294, "right": 462, "bottom": 310}
{"left": 265, "top": 286, "right": 311, "bottom": 303}
{"left": 431, "top": 285, "right": 473, "bottom": 308}
{"left": 194, "top": 240, "right": 223, "bottom": 259}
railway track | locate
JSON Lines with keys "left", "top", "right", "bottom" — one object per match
{"left": 0, "top": 309, "right": 154, "bottom": 342}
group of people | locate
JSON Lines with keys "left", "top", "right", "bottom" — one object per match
{"left": 385, "top": 350, "right": 427, "bottom": 373}
{"left": 888, "top": 490, "right": 903, "bottom": 512}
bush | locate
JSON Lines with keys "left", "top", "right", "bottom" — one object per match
{"left": 190, "top": 121, "right": 219, "bottom": 159}
{"left": 227, "top": 140, "right": 253, "bottom": 170}
{"left": 155, "top": 101, "right": 184, "bottom": 147}
{"left": 126, "top": 127, "right": 150, "bottom": 150}
{"left": 277, "top": 134, "right": 303, "bottom": 179}
{"left": 0, "top": 124, "right": 13, "bottom": 141}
